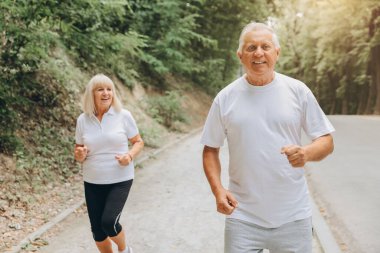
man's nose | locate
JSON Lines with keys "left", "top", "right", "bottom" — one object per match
{"left": 253, "top": 47, "right": 264, "bottom": 56}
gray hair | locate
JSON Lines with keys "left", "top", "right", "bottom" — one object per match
{"left": 237, "top": 22, "right": 280, "bottom": 53}
{"left": 81, "top": 74, "right": 123, "bottom": 115}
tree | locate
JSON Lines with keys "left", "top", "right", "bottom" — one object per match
{"left": 368, "top": 3, "right": 380, "bottom": 114}
{"left": 191, "top": 0, "right": 270, "bottom": 94}
{"left": 275, "top": 0, "right": 379, "bottom": 114}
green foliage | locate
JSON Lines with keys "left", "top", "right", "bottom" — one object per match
{"left": 139, "top": 125, "right": 163, "bottom": 148}
{"left": 130, "top": 0, "right": 216, "bottom": 87}
{"left": 194, "top": 58, "right": 226, "bottom": 94}
{"left": 16, "top": 124, "right": 78, "bottom": 181}
{"left": 52, "top": 1, "right": 146, "bottom": 87}
{"left": 0, "top": 85, "right": 20, "bottom": 154}
{"left": 146, "top": 90, "right": 187, "bottom": 129}
{"left": 275, "top": 0, "right": 380, "bottom": 114}
{"left": 191, "top": 0, "right": 271, "bottom": 94}
{"left": 0, "top": 1, "right": 59, "bottom": 154}
{"left": 0, "top": 134, "right": 22, "bottom": 155}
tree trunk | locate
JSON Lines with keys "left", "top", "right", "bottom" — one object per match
{"left": 328, "top": 73, "right": 337, "bottom": 114}
{"left": 364, "top": 80, "right": 376, "bottom": 114}
{"left": 342, "top": 99, "right": 348, "bottom": 114}
{"left": 372, "top": 46, "right": 380, "bottom": 114}
{"left": 368, "top": 5, "right": 380, "bottom": 114}
{"left": 1, "top": 30, "right": 6, "bottom": 47}
{"left": 329, "top": 100, "right": 335, "bottom": 115}
{"left": 357, "top": 83, "right": 369, "bottom": 114}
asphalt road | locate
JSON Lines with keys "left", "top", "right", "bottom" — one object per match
{"left": 307, "top": 115, "right": 380, "bottom": 253}
{"left": 36, "top": 132, "right": 322, "bottom": 253}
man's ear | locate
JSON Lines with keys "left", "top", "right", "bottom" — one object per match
{"left": 276, "top": 48, "right": 281, "bottom": 57}
{"left": 237, "top": 51, "right": 242, "bottom": 60}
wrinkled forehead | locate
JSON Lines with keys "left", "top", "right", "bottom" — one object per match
{"left": 243, "top": 29, "right": 275, "bottom": 45}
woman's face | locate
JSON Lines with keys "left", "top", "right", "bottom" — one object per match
{"left": 93, "top": 84, "right": 113, "bottom": 112}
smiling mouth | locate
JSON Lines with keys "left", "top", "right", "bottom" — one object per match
{"left": 252, "top": 61, "right": 266, "bottom": 64}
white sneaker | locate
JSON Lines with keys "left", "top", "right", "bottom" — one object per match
{"left": 119, "top": 246, "right": 133, "bottom": 253}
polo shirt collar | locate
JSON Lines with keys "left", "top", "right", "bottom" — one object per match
{"left": 90, "top": 106, "right": 115, "bottom": 119}
{"left": 105, "top": 106, "right": 116, "bottom": 116}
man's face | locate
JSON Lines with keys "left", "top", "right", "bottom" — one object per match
{"left": 237, "top": 30, "right": 280, "bottom": 77}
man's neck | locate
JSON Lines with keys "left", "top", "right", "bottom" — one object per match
{"left": 245, "top": 72, "right": 275, "bottom": 86}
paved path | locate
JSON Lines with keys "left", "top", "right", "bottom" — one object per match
{"left": 37, "top": 132, "right": 322, "bottom": 253}
{"left": 307, "top": 115, "right": 380, "bottom": 253}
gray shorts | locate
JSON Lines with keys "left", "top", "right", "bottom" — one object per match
{"left": 224, "top": 217, "right": 312, "bottom": 253}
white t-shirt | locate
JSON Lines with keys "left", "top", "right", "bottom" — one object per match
{"left": 201, "top": 72, "right": 335, "bottom": 228}
{"left": 75, "top": 107, "right": 139, "bottom": 184}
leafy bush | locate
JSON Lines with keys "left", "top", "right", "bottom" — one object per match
{"left": 146, "top": 90, "right": 187, "bottom": 129}
{"left": 0, "top": 3, "right": 58, "bottom": 153}
{"left": 0, "top": 134, "right": 22, "bottom": 155}
{"left": 139, "top": 125, "right": 163, "bottom": 148}
{"left": 130, "top": 0, "right": 216, "bottom": 87}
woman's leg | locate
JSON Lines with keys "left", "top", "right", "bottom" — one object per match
{"left": 95, "top": 238, "right": 113, "bottom": 253}
{"left": 110, "top": 229, "right": 126, "bottom": 251}
{"left": 84, "top": 182, "right": 111, "bottom": 252}
{"left": 101, "top": 180, "right": 133, "bottom": 252}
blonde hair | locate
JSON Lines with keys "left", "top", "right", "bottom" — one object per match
{"left": 82, "top": 74, "right": 123, "bottom": 115}
{"left": 237, "top": 22, "right": 280, "bottom": 54}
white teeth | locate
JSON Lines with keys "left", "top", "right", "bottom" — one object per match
{"left": 253, "top": 61, "right": 265, "bottom": 64}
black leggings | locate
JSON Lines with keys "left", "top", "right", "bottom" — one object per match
{"left": 84, "top": 180, "right": 133, "bottom": 242}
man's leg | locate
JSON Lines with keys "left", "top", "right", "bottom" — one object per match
{"left": 224, "top": 218, "right": 266, "bottom": 253}
{"left": 268, "top": 217, "right": 312, "bottom": 253}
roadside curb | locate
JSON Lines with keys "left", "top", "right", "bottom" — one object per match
{"left": 7, "top": 201, "right": 84, "bottom": 253}
{"left": 311, "top": 189, "right": 342, "bottom": 253}
{"left": 8, "top": 127, "right": 203, "bottom": 253}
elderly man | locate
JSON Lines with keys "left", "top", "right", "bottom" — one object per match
{"left": 201, "top": 22, "right": 334, "bottom": 253}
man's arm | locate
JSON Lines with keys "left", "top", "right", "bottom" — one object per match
{"left": 281, "top": 134, "right": 334, "bottom": 167}
{"left": 203, "top": 145, "right": 238, "bottom": 215}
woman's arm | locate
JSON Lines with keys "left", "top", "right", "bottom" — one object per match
{"left": 127, "top": 134, "right": 144, "bottom": 160}
{"left": 115, "top": 134, "right": 144, "bottom": 166}
{"left": 74, "top": 144, "right": 88, "bottom": 163}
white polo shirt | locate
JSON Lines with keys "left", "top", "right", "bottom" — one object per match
{"left": 75, "top": 107, "right": 139, "bottom": 184}
{"left": 201, "top": 73, "right": 335, "bottom": 228}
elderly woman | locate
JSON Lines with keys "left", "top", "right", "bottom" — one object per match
{"left": 74, "top": 74, "right": 143, "bottom": 253}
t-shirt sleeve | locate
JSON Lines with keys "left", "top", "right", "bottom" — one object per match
{"left": 75, "top": 116, "right": 84, "bottom": 145}
{"left": 123, "top": 110, "right": 139, "bottom": 139}
{"left": 302, "top": 90, "right": 335, "bottom": 140}
{"left": 200, "top": 98, "right": 226, "bottom": 147}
